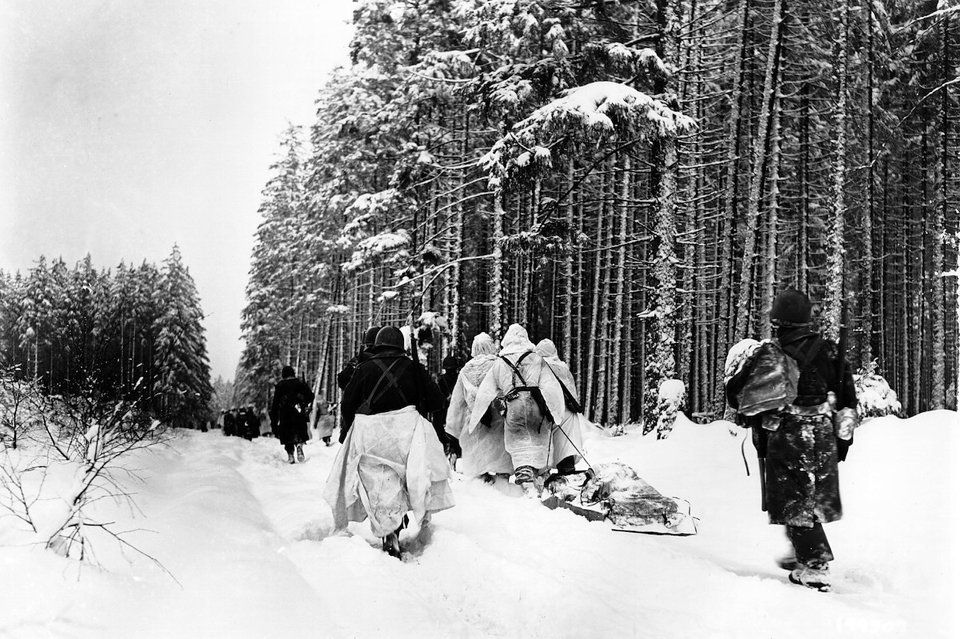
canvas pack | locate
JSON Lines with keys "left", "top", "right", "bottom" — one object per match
{"left": 736, "top": 340, "right": 800, "bottom": 416}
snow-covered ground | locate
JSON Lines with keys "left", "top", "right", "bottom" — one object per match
{"left": 2, "top": 410, "right": 958, "bottom": 639}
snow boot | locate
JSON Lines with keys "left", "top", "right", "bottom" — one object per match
{"left": 789, "top": 564, "right": 831, "bottom": 592}
{"left": 381, "top": 532, "right": 401, "bottom": 559}
{"left": 515, "top": 466, "right": 541, "bottom": 499}
{"left": 296, "top": 444, "right": 305, "bottom": 463}
{"left": 382, "top": 521, "right": 404, "bottom": 560}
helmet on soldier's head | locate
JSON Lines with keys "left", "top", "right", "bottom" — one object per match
{"left": 375, "top": 326, "right": 405, "bottom": 349}
{"left": 770, "top": 287, "right": 812, "bottom": 326}
{"left": 363, "top": 326, "right": 382, "bottom": 347}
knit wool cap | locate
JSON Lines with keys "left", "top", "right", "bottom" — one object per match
{"left": 770, "top": 287, "right": 813, "bottom": 326}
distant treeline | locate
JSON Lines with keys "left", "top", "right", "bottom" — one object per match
{"left": 0, "top": 247, "right": 212, "bottom": 428}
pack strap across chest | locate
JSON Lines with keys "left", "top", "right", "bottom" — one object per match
{"left": 358, "top": 358, "right": 410, "bottom": 413}
{"left": 500, "top": 351, "right": 539, "bottom": 399}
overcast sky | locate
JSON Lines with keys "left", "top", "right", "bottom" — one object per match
{"left": 0, "top": 0, "right": 353, "bottom": 380}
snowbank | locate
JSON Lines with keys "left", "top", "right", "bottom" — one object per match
{"left": 2, "top": 411, "right": 957, "bottom": 638}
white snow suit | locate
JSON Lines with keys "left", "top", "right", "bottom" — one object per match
{"left": 468, "top": 325, "right": 565, "bottom": 471}
{"left": 444, "top": 333, "right": 514, "bottom": 477}
{"left": 534, "top": 339, "right": 588, "bottom": 469}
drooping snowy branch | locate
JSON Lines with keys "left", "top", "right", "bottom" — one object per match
{"left": 482, "top": 81, "right": 695, "bottom": 189}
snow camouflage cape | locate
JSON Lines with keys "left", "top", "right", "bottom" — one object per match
{"left": 467, "top": 324, "right": 566, "bottom": 470}
{"left": 534, "top": 339, "right": 587, "bottom": 468}
{"left": 444, "top": 333, "right": 514, "bottom": 477}
{"left": 323, "top": 406, "right": 454, "bottom": 537}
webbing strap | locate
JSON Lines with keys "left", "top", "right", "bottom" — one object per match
{"left": 359, "top": 358, "right": 408, "bottom": 413}
{"left": 500, "top": 350, "right": 534, "bottom": 388}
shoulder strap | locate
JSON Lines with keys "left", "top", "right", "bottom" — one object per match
{"left": 500, "top": 353, "right": 530, "bottom": 387}
{"left": 543, "top": 360, "right": 581, "bottom": 412}
{"left": 781, "top": 336, "right": 823, "bottom": 373}
{"left": 361, "top": 358, "right": 409, "bottom": 411}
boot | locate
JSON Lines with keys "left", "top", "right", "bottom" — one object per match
{"left": 381, "top": 532, "right": 401, "bottom": 558}
{"left": 789, "top": 564, "right": 831, "bottom": 592}
{"left": 296, "top": 444, "right": 305, "bottom": 463}
{"left": 287, "top": 451, "right": 296, "bottom": 464}
{"left": 514, "top": 466, "right": 540, "bottom": 499}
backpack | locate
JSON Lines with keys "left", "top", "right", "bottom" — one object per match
{"left": 736, "top": 340, "right": 799, "bottom": 416}
{"left": 499, "top": 351, "right": 553, "bottom": 423}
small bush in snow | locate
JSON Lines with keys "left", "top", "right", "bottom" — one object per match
{"left": 854, "top": 360, "right": 902, "bottom": 418}
{"left": 1, "top": 372, "right": 170, "bottom": 572}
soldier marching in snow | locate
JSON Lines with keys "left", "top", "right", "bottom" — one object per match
{"left": 242, "top": 405, "right": 261, "bottom": 440}
{"left": 433, "top": 355, "right": 462, "bottom": 464}
{"left": 468, "top": 324, "right": 566, "bottom": 498}
{"left": 725, "top": 287, "right": 858, "bottom": 592}
{"left": 269, "top": 365, "right": 315, "bottom": 464}
{"left": 324, "top": 326, "right": 455, "bottom": 559}
{"left": 222, "top": 409, "right": 237, "bottom": 437}
{"left": 313, "top": 400, "right": 336, "bottom": 446}
{"left": 444, "top": 333, "right": 514, "bottom": 481}
{"left": 534, "top": 339, "right": 589, "bottom": 480}
{"left": 336, "top": 326, "right": 381, "bottom": 391}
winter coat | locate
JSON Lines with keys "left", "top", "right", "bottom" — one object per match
{"left": 337, "top": 348, "right": 376, "bottom": 391}
{"left": 269, "top": 377, "right": 315, "bottom": 446}
{"left": 432, "top": 369, "right": 460, "bottom": 449}
{"left": 726, "top": 327, "right": 858, "bottom": 527}
{"left": 445, "top": 333, "right": 514, "bottom": 476}
{"left": 243, "top": 410, "right": 261, "bottom": 439}
{"left": 314, "top": 402, "right": 336, "bottom": 439}
{"left": 223, "top": 412, "right": 236, "bottom": 437}
{"left": 535, "top": 339, "right": 588, "bottom": 469}
{"left": 339, "top": 345, "right": 446, "bottom": 443}
{"left": 469, "top": 325, "right": 566, "bottom": 470}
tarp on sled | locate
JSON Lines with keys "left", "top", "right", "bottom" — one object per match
{"left": 542, "top": 462, "right": 697, "bottom": 536}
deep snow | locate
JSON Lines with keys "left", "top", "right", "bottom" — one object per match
{"left": 2, "top": 410, "right": 958, "bottom": 639}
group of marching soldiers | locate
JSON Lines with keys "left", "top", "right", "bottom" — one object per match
{"left": 264, "top": 286, "right": 861, "bottom": 586}
{"left": 218, "top": 406, "right": 263, "bottom": 440}
{"left": 266, "top": 323, "right": 590, "bottom": 559}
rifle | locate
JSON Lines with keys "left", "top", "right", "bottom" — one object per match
{"left": 837, "top": 295, "right": 848, "bottom": 391}
{"left": 835, "top": 295, "right": 855, "bottom": 460}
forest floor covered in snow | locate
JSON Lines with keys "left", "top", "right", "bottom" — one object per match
{"left": 2, "top": 410, "right": 957, "bottom": 639}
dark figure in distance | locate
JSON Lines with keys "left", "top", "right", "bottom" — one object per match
{"left": 270, "top": 366, "right": 315, "bottom": 464}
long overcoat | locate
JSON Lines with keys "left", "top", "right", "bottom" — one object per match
{"left": 726, "top": 328, "right": 857, "bottom": 527}
{"left": 269, "top": 377, "right": 314, "bottom": 446}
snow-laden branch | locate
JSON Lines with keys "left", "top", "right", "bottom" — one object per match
{"left": 482, "top": 81, "right": 695, "bottom": 189}
{"left": 342, "top": 230, "right": 412, "bottom": 272}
